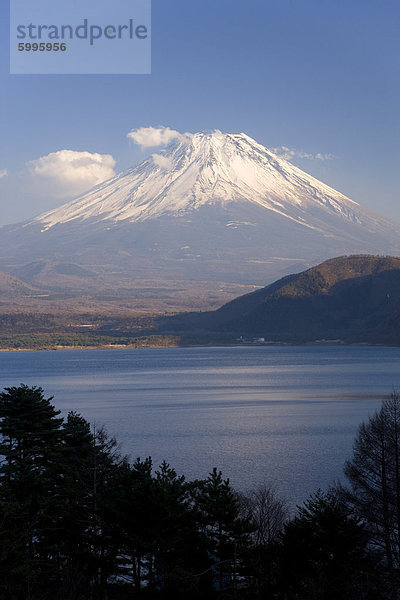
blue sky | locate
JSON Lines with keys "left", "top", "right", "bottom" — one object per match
{"left": 0, "top": 0, "right": 399, "bottom": 225}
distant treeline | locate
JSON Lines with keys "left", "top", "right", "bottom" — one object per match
{"left": 1, "top": 385, "right": 399, "bottom": 599}
{"left": 0, "top": 333, "right": 180, "bottom": 350}
{"left": 0, "top": 310, "right": 232, "bottom": 349}
{"left": 0, "top": 311, "right": 185, "bottom": 349}
{"left": 0, "top": 313, "right": 157, "bottom": 335}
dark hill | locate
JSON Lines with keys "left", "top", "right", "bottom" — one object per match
{"left": 162, "top": 255, "right": 400, "bottom": 344}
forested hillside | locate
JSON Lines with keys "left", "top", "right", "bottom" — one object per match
{"left": 164, "top": 255, "right": 400, "bottom": 344}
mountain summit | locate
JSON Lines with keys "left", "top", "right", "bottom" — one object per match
{"left": 35, "top": 130, "right": 381, "bottom": 232}
{"left": 1, "top": 130, "right": 400, "bottom": 310}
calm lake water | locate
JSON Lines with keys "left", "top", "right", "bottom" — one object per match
{"left": 1, "top": 345, "right": 399, "bottom": 506}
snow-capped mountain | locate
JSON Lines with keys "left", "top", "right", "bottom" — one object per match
{"left": 1, "top": 130, "right": 400, "bottom": 307}
{"left": 36, "top": 130, "right": 375, "bottom": 232}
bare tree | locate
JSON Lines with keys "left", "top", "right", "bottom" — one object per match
{"left": 344, "top": 391, "right": 400, "bottom": 598}
{"left": 237, "top": 483, "right": 288, "bottom": 598}
{"left": 240, "top": 483, "right": 288, "bottom": 546}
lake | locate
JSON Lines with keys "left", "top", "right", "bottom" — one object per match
{"left": 0, "top": 345, "right": 399, "bottom": 507}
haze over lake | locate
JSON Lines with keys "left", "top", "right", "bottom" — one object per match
{"left": 1, "top": 345, "right": 399, "bottom": 506}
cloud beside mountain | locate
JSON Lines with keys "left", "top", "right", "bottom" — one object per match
{"left": 25, "top": 150, "right": 116, "bottom": 198}
{"left": 127, "top": 126, "right": 192, "bottom": 148}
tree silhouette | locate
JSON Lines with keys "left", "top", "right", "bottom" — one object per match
{"left": 0, "top": 385, "right": 64, "bottom": 599}
{"left": 0, "top": 384, "right": 391, "bottom": 599}
{"left": 279, "top": 490, "right": 380, "bottom": 600}
{"left": 194, "top": 468, "right": 254, "bottom": 596}
{"left": 345, "top": 391, "right": 400, "bottom": 598}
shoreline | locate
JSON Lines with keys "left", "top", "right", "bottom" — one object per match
{"left": 0, "top": 341, "right": 393, "bottom": 352}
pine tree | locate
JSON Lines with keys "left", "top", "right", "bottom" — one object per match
{"left": 57, "top": 411, "right": 95, "bottom": 598}
{"left": 151, "top": 461, "right": 203, "bottom": 595}
{"left": 0, "top": 385, "right": 64, "bottom": 599}
{"left": 89, "top": 425, "right": 125, "bottom": 599}
{"left": 194, "top": 468, "right": 253, "bottom": 596}
{"left": 279, "top": 490, "right": 382, "bottom": 600}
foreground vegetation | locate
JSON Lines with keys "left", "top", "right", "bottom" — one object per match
{"left": 1, "top": 386, "right": 400, "bottom": 599}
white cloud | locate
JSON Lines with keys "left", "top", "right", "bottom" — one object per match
{"left": 152, "top": 153, "right": 173, "bottom": 170}
{"left": 127, "top": 126, "right": 191, "bottom": 148}
{"left": 0, "top": 169, "right": 8, "bottom": 179}
{"left": 26, "top": 150, "right": 116, "bottom": 197}
{"left": 272, "top": 146, "right": 334, "bottom": 162}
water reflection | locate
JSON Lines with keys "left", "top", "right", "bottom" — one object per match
{"left": 0, "top": 346, "right": 399, "bottom": 506}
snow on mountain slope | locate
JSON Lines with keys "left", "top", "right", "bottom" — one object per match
{"left": 35, "top": 130, "right": 365, "bottom": 232}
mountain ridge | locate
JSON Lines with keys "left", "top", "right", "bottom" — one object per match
{"left": 161, "top": 255, "right": 400, "bottom": 344}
